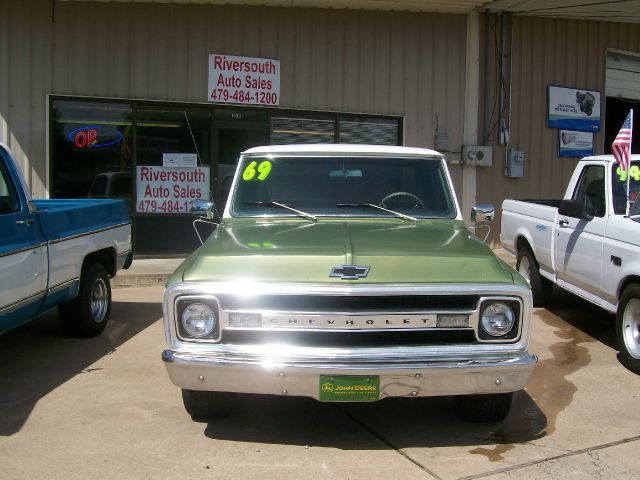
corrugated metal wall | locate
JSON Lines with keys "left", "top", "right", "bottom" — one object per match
{"left": 479, "top": 15, "right": 640, "bottom": 246}
{"left": 0, "top": 0, "right": 468, "bottom": 199}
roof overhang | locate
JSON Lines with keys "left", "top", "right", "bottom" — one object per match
{"left": 62, "top": 0, "right": 640, "bottom": 22}
{"left": 484, "top": 0, "right": 640, "bottom": 24}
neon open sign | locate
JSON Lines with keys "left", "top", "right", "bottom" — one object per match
{"left": 67, "top": 125, "right": 123, "bottom": 149}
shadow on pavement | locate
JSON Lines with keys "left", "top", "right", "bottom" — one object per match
{"left": 544, "top": 286, "right": 617, "bottom": 350}
{"left": 0, "top": 298, "right": 161, "bottom": 436}
{"left": 203, "top": 389, "right": 546, "bottom": 451}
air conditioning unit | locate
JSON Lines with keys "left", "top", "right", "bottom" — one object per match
{"left": 462, "top": 146, "right": 493, "bottom": 167}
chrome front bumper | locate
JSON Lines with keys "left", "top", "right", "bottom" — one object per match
{"left": 162, "top": 348, "right": 537, "bottom": 400}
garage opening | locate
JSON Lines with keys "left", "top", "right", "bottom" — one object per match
{"left": 605, "top": 50, "right": 640, "bottom": 154}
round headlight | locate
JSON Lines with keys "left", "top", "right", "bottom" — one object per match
{"left": 181, "top": 303, "right": 216, "bottom": 338}
{"left": 480, "top": 303, "right": 515, "bottom": 337}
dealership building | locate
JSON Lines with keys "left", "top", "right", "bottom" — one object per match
{"left": 1, "top": 0, "right": 639, "bottom": 254}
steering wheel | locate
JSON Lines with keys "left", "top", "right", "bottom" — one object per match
{"left": 379, "top": 192, "right": 425, "bottom": 209}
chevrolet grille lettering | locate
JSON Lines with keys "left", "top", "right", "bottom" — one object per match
{"left": 256, "top": 314, "right": 442, "bottom": 329}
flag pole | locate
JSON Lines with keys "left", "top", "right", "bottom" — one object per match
{"left": 626, "top": 109, "right": 634, "bottom": 217}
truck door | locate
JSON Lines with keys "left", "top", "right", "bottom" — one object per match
{"left": 555, "top": 164, "right": 606, "bottom": 299}
{"left": 0, "top": 149, "right": 47, "bottom": 332}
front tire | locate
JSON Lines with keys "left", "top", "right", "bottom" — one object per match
{"left": 454, "top": 392, "right": 514, "bottom": 422}
{"left": 59, "top": 262, "right": 111, "bottom": 337}
{"left": 182, "top": 389, "right": 232, "bottom": 419}
{"left": 616, "top": 284, "right": 640, "bottom": 374}
{"left": 516, "top": 247, "right": 552, "bottom": 307}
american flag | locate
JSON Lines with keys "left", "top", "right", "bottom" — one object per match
{"left": 612, "top": 110, "right": 633, "bottom": 171}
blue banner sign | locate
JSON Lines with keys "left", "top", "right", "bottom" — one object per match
{"left": 559, "top": 130, "right": 594, "bottom": 157}
{"left": 548, "top": 85, "right": 601, "bottom": 132}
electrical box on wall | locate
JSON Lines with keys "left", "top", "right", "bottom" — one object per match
{"left": 506, "top": 149, "right": 525, "bottom": 177}
{"left": 435, "top": 133, "right": 449, "bottom": 152}
{"left": 462, "top": 146, "right": 493, "bottom": 167}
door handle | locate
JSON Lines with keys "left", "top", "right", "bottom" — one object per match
{"left": 559, "top": 219, "right": 569, "bottom": 228}
{"left": 16, "top": 219, "right": 34, "bottom": 226}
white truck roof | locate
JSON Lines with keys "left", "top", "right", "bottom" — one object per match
{"left": 580, "top": 154, "right": 640, "bottom": 163}
{"left": 242, "top": 144, "right": 444, "bottom": 157}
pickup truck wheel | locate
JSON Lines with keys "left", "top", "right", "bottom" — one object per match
{"left": 516, "top": 248, "right": 552, "bottom": 307}
{"left": 182, "top": 389, "right": 231, "bottom": 419}
{"left": 617, "top": 285, "right": 640, "bottom": 374}
{"left": 454, "top": 392, "right": 513, "bottom": 422}
{"left": 59, "top": 263, "right": 111, "bottom": 337}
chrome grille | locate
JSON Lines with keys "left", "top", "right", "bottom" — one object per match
{"left": 218, "top": 294, "right": 480, "bottom": 312}
{"left": 222, "top": 329, "right": 477, "bottom": 347}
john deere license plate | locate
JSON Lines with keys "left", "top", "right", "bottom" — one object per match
{"left": 319, "top": 375, "right": 380, "bottom": 402}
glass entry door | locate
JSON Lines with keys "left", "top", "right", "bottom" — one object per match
{"left": 134, "top": 104, "right": 212, "bottom": 255}
{"left": 214, "top": 109, "right": 269, "bottom": 209}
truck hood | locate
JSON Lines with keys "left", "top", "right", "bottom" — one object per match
{"left": 178, "top": 218, "right": 515, "bottom": 284}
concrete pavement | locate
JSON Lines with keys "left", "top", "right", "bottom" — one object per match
{"left": 1, "top": 284, "right": 639, "bottom": 479}
{"left": 112, "top": 258, "right": 185, "bottom": 288}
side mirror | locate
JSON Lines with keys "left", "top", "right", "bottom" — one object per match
{"left": 191, "top": 200, "right": 215, "bottom": 218}
{"left": 558, "top": 199, "right": 593, "bottom": 221}
{"left": 471, "top": 203, "right": 495, "bottom": 223}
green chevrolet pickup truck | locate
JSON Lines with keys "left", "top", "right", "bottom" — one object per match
{"left": 161, "top": 144, "right": 536, "bottom": 422}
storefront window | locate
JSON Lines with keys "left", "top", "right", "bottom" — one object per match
{"left": 271, "top": 117, "right": 335, "bottom": 144}
{"left": 51, "top": 100, "right": 132, "bottom": 202}
{"left": 338, "top": 117, "right": 400, "bottom": 145}
{"left": 49, "top": 97, "right": 402, "bottom": 255}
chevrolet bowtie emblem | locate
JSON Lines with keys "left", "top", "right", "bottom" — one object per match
{"left": 329, "top": 265, "right": 370, "bottom": 280}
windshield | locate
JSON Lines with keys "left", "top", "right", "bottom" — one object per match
{"left": 230, "top": 155, "right": 456, "bottom": 219}
{"left": 612, "top": 161, "right": 640, "bottom": 215}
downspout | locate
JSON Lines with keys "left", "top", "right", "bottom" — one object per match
{"left": 462, "top": 10, "right": 481, "bottom": 226}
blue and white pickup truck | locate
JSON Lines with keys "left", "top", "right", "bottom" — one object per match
{"left": 0, "top": 143, "right": 132, "bottom": 336}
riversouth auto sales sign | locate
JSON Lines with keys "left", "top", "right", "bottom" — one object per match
{"left": 208, "top": 54, "right": 280, "bottom": 106}
{"left": 136, "top": 166, "right": 210, "bottom": 214}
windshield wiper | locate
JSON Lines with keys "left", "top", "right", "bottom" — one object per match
{"left": 336, "top": 203, "right": 418, "bottom": 222}
{"left": 245, "top": 201, "right": 318, "bottom": 222}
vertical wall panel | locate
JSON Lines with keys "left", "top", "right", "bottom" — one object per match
{"left": 326, "top": 10, "right": 345, "bottom": 108}
{"left": 7, "top": 0, "right": 32, "bottom": 187}
{"left": 357, "top": 11, "right": 375, "bottom": 112}
{"left": 479, "top": 15, "right": 640, "bottom": 246}
{"left": 0, "top": 0, "right": 8, "bottom": 145}
{"left": 29, "top": 0, "right": 52, "bottom": 196}
{"left": 342, "top": 9, "right": 360, "bottom": 113}
{"left": 402, "top": 14, "right": 419, "bottom": 146}
{"left": 374, "top": 13, "right": 390, "bottom": 114}
{"left": 109, "top": 2, "right": 132, "bottom": 98}
{"left": 388, "top": 12, "right": 405, "bottom": 114}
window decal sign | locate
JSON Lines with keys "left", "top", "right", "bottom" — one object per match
{"left": 559, "top": 130, "right": 593, "bottom": 157}
{"left": 242, "top": 160, "right": 272, "bottom": 181}
{"left": 208, "top": 54, "right": 280, "bottom": 106}
{"left": 136, "top": 165, "right": 210, "bottom": 214}
{"left": 616, "top": 164, "right": 640, "bottom": 182}
{"left": 548, "top": 85, "right": 601, "bottom": 132}
{"left": 162, "top": 153, "right": 198, "bottom": 168}
{"left": 67, "top": 125, "right": 123, "bottom": 149}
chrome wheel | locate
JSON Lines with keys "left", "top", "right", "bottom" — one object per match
{"left": 622, "top": 298, "right": 640, "bottom": 359}
{"left": 90, "top": 277, "right": 109, "bottom": 323}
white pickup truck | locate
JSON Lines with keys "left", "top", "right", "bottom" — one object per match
{"left": 501, "top": 154, "right": 640, "bottom": 374}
